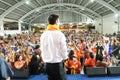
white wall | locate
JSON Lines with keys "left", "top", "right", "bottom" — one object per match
{"left": 4, "top": 30, "right": 21, "bottom": 35}
{"left": 95, "top": 19, "right": 102, "bottom": 33}
{"left": 95, "top": 14, "right": 120, "bottom": 34}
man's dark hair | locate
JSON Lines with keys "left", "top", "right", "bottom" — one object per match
{"left": 35, "top": 45, "right": 40, "bottom": 49}
{"left": 48, "top": 14, "right": 59, "bottom": 24}
{"left": 68, "top": 50, "right": 74, "bottom": 57}
{"left": 89, "top": 52, "right": 94, "bottom": 58}
{"left": 97, "top": 54, "right": 103, "bottom": 61}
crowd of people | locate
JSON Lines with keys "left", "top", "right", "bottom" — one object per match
{"left": 64, "top": 29, "right": 120, "bottom": 74}
{"left": 0, "top": 28, "right": 120, "bottom": 79}
{"left": 0, "top": 33, "right": 42, "bottom": 79}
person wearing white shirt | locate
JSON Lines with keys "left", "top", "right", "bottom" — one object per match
{"left": 40, "top": 14, "right": 68, "bottom": 80}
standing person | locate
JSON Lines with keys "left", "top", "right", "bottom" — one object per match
{"left": 96, "top": 41, "right": 104, "bottom": 62}
{"left": 40, "top": 14, "right": 68, "bottom": 80}
{"left": 29, "top": 45, "right": 44, "bottom": 75}
{"left": 0, "top": 51, "right": 14, "bottom": 80}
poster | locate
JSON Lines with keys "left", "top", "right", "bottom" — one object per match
{"left": 4, "top": 21, "right": 18, "bottom": 30}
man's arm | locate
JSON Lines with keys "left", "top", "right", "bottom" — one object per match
{"left": 60, "top": 34, "right": 68, "bottom": 60}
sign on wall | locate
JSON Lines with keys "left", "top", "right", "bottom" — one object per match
{"left": 4, "top": 21, "right": 18, "bottom": 30}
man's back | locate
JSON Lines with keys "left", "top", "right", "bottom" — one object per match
{"left": 40, "top": 30, "right": 68, "bottom": 63}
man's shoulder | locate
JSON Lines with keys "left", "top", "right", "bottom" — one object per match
{"left": 42, "top": 30, "right": 64, "bottom": 35}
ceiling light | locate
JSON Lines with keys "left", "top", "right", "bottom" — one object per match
{"left": 82, "top": 8, "right": 85, "bottom": 10}
{"left": 25, "top": 1, "right": 30, "bottom": 5}
{"left": 20, "top": 20, "right": 23, "bottom": 23}
{"left": 36, "top": 9, "right": 39, "bottom": 12}
{"left": 33, "top": 24, "right": 37, "bottom": 26}
{"left": 78, "top": 22, "right": 82, "bottom": 25}
{"left": 69, "top": 23, "right": 73, "bottom": 25}
{"left": 41, "top": 24, "right": 46, "bottom": 26}
{"left": 115, "top": 14, "right": 118, "bottom": 17}
{"left": 86, "top": 18, "right": 91, "bottom": 24}
{"left": 90, "top": 0, "right": 94, "bottom": 3}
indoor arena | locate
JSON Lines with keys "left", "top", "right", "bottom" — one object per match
{"left": 0, "top": 0, "right": 120, "bottom": 80}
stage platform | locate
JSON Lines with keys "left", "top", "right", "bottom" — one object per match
{"left": 11, "top": 74, "right": 120, "bottom": 80}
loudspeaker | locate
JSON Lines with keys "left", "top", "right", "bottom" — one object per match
{"left": 11, "top": 68, "right": 29, "bottom": 79}
{"left": 107, "top": 67, "right": 120, "bottom": 76}
{"left": 86, "top": 67, "right": 107, "bottom": 77}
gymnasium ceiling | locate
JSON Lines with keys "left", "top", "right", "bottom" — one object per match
{"left": 0, "top": 0, "right": 120, "bottom": 24}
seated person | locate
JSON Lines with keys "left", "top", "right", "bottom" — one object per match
{"left": 84, "top": 52, "right": 95, "bottom": 67}
{"left": 65, "top": 50, "right": 81, "bottom": 74}
{"left": 84, "top": 52, "right": 95, "bottom": 74}
{"left": 14, "top": 55, "right": 26, "bottom": 70}
{"left": 96, "top": 54, "right": 110, "bottom": 67}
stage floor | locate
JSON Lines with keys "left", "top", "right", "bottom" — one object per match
{"left": 27, "top": 74, "right": 120, "bottom": 80}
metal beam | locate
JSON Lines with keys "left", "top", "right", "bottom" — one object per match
{"left": 42, "top": 0, "right": 47, "bottom": 5}
{"left": 73, "top": 0, "right": 76, "bottom": 4}
{"left": 14, "top": 0, "right": 18, "bottom": 2}
{"left": 78, "top": 0, "right": 83, "bottom": 5}
{"left": 88, "top": 2, "right": 97, "bottom": 9}
{"left": 0, "top": 0, "right": 27, "bottom": 15}
{"left": 84, "top": 0, "right": 90, "bottom": 7}
{"left": 19, "top": 3, "right": 102, "bottom": 21}
{"left": 94, "top": 6, "right": 103, "bottom": 12}
{"left": 28, "top": 8, "right": 95, "bottom": 23}
{"left": 29, "top": 9, "right": 95, "bottom": 23}
{"left": 11, "top": 12, "right": 23, "bottom": 16}
{"left": 17, "top": 8, "right": 27, "bottom": 13}
{"left": 96, "top": 0, "right": 119, "bottom": 13}
{"left": 94, "top": 0, "right": 113, "bottom": 12}
{"left": 28, "top": 2, "right": 36, "bottom": 9}
{"left": 24, "top": 9, "right": 50, "bottom": 21}
{"left": 35, "top": 0, "right": 42, "bottom": 6}
{"left": 99, "top": 9, "right": 109, "bottom": 15}
{"left": 24, "top": 5, "right": 32, "bottom": 11}
{"left": 0, "top": 0, "right": 31, "bottom": 19}
{"left": 0, "top": 0, "right": 12, "bottom": 6}
{"left": 0, "top": 7, "right": 6, "bottom": 11}
{"left": 115, "top": 4, "right": 120, "bottom": 8}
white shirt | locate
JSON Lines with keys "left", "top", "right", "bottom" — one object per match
{"left": 40, "top": 30, "right": 68, "bottom": 63}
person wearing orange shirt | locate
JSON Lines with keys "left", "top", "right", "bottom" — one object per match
{"left": 84, "top": 52, "right": 95, "bottom": 67}
{"left": 65, "top": 50, "right": 81, "bottom": 74}
{"left": 84, "top": 52, "right": 95, "bottom": 74}
{"left": 14, "top": 55, "right": 26, "bottom": 70}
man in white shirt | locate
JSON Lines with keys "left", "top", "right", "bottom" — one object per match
{"left": 40, "top": 14, "right": 68, "bottom": 80}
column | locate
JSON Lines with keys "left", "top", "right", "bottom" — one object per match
{"left": 18, "top": 20, "right": 22, "bottom": 33}
{"left": 0, "top": 18, "right": 4, "bottom": 36}
{"left": 118, "top": 15, "right": 120, "bottom": 32}
{"left": 101, "top": 18, "right": 103, "bottom": 34}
